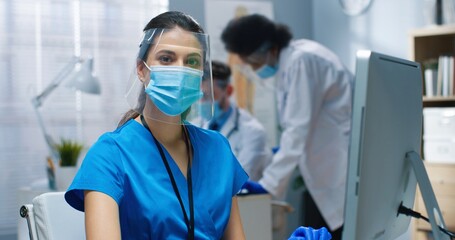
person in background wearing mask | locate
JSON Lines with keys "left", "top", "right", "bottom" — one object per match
{"left": 221, "top": 14, "right": 353, "bottom": 239}
{"left": 200, "top": 60, "right": 272, "bottom": 181}
{"left": 65, "top": 11, "right": 248, "bottom": 239}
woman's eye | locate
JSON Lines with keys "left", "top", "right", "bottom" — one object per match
{"left": 158, "top": 55, "right": 173, "bottom": 64}
{"left": 186, "top": 57, "right": 201, "bottom": 68}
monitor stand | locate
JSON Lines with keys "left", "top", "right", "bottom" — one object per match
{"left": 407, "top": 151, "right": 450, "bottom": 240}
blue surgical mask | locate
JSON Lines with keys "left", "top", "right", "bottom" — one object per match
{"left": 256, "top": 64, "right": 277, "bottom": 79}
{"left": 255, "top": 52, "right": 278, "bottom": 79}
{"left": 200, "top": 100, "right": 223, "bottom": 121}
{"left": 145, "top": 65, "right": 203, "bottom": 116}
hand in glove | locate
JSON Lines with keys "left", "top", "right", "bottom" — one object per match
{"left": 238, "top": 180, "right": 268, "bottom": 195}
{"left": 288, "top": 226, "right": 332, "bottom": 240}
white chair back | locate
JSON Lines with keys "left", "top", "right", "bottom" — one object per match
{"left": 20, "top": 192, "right": 85, "bottom": 240}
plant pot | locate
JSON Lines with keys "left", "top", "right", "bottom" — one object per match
{"left": 55, "top": 166, "right": 78, "bottom": 191}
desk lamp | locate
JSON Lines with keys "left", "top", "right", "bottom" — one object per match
{"left": 31, "top": 56, "right": 101, "bottom": 163}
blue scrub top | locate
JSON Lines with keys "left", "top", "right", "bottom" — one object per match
{"left": 65, "top": 119, "right": 248, "bottom": 239}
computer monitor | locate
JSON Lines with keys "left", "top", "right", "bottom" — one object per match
{"left": 343, "top": 50, "right": 424, "bottom": 240}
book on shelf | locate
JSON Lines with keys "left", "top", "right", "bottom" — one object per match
{"left": 425, "top": 68, "right": 438, "bottom": 97}
{"left": 424, "top": 55, "right": 454, "bottom": 97}
{"left": 450, "top": 56, "right": 454, "bottom": 96}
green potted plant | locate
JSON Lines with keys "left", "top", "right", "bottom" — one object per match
{"left": 55, "top": 138, "right": 84, "bottom": 167}
{"left": 54, "top": 138, "right": 84, "bottom": 190}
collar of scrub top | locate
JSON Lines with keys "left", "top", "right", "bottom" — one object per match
{"left": 209, "top": 105, "right": 233, "bottom": 131}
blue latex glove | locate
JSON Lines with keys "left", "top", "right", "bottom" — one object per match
{"left": 238, "top": 180, "right": 268, "bottom": 195}
{"left": 288, "top": 226, "right": 332, "bottom": 240}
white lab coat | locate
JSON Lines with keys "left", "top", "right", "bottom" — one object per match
{"left": 259, "top": 39, "right": 354, "bottom": 231}
{"left": 204, "top": 104, "right": 272, "bottom": 181}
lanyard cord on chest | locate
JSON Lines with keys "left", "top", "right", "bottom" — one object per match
{"left": 140, "top": 115, "right": 195, "bottom": 240}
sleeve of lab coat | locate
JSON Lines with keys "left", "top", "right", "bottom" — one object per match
{"left": 259, "top": 56, "right": 326, "bottom": 199}
{"left": 237, "top": 122, "right": 270, "bottom": 181}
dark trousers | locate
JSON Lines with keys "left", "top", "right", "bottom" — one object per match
{"left": 303, "top": 190, "right": 343, "bottom": 240}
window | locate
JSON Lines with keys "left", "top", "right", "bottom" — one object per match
{"left": 0, "top": 0, "right": 168, "bottom": 237}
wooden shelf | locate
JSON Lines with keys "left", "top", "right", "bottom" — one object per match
{"left": 423, "top": 96, "right": 455, "bottom": 107}
{"left": 409, "top": 25, "right": 455, "bottom": 63}
{"left": 423, "top": 96, "right": 455, "bottom": 101}
{"left": 410, "top": 25, "right": 455, "bottom": 240}
{"left": 409, "top": 24, "right": 455, "bottom": 37}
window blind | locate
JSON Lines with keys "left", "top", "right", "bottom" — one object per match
{"left": 0, "top": 0, "right": 168, "bottom": 237}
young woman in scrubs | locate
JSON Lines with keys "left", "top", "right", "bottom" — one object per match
{"left": 65, "top": 11, "right": 248, "bottom": 239}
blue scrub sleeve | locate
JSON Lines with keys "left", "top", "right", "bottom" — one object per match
{"left": 65, "top": 135, "right": 125, "bottom": 211}
{"left": 232, "top": 160, "right": 249, "bottom": 196}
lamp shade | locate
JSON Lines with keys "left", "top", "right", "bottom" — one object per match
{"left": 65, "top": 57, "right": 101, "bottom": 95}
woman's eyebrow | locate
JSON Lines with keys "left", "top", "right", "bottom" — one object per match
{"left": 187, "top": 52, "right": 202, "bottom": 58}
{"left": 155, "top": 49, "right": 176, "bottom": 56}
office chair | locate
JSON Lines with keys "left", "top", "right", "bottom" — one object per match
{"left": 19, "top": 192, "right": 85, "bottom": 240}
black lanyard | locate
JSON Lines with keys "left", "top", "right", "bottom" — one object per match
{"left": 140, "top": 115, "right": 194, "bottom": 240}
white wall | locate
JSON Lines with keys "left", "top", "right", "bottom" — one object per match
{"left": 171, "top": 0, "right": 429, "bottom": 77}
{"left": 170, "top": 0, "right": 312, "bottom": 39}
{"left": 312, "top": 0, "right": 426, "bottom": 72}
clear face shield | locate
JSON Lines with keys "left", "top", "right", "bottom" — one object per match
{"left": 240, "top": 42, "right": 271, "bottom": 69}
{"left": 125, "top": 28, "right": 214, "bottom": 125}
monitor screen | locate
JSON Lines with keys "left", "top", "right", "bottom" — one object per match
{"left": 342, "top": 50, "right": 423, "bottom": 240}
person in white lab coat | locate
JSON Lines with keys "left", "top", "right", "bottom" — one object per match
{"left": 221, "top": 14, "right": 354, "bottom": 240}
{"left": 200, "top": 60, "right": 272, "bottom": 181}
